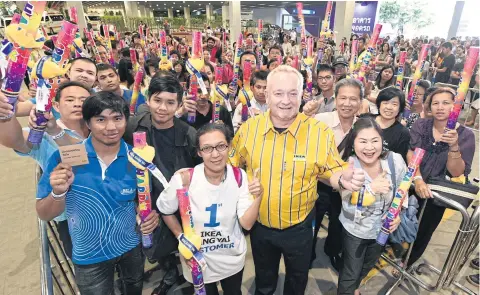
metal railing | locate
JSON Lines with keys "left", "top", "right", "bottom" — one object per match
{"left": 37, "top": 165, "right": 78, "bottom": 295}
{"left": 382, "top": 191, "right": 479, "bottom": 295}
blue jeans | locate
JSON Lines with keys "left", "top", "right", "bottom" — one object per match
{"left": 74, "top": 244, "right": 144, "bottom": 295}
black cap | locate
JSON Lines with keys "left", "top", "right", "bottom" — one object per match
{"left": 333, "top": 56, "right": 348, "bottom": 67}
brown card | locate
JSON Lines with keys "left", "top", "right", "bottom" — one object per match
{"left": 58, "top": 144, "right": 89, "bottom": 166}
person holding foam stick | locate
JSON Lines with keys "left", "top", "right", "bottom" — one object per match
{"left": 159, "top": 123, "right": 262, "bottom": 295}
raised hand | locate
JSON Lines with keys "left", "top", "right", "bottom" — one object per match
{"left": 341, "top": 157, "right": 365, "bottom": 192}
{"left": 369, "top": 171, "right": 391, "bottom": 195}
{"left": 248, "top": 169, "right": 263, "bottom": 199}
{"left": 50, "top": 163, "right": 74, "bottom": 195}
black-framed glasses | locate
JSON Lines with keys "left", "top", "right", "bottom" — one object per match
{"left": 199, "top": 143, "right": 229, "bottom": 154}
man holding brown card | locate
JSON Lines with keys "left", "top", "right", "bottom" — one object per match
{"left": 35, "top": 92, "right": 158, "bottom": 295}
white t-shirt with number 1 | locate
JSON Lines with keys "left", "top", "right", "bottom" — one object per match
{"left": 157, "top": 163, "right": 253, "bottom": 284}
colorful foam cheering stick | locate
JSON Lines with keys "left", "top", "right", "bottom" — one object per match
{"left": 130, "top": 69, "right": 144, "bottom": 114}
{"left": 158, "top": 31, "right": 172, "bottom": 71}
{"left": 377, "top": 148, "right": 425, "bottom": 246}
{"left": 187, "top": 75, "right": 198, "bottom": 123}
{"left": 395, "top": 51, "right": 407, "bottom": 90}
{"left": 302, "top": 37, "right": 314, "bottom": 102}
{"left": 186, "top": 31, "right": 207, "bottom": 95}
{"left": 68, "top": 6, "right": 78, "bottom": 24}
{"left": 227, "top": 33, "right": 244, "bottom": 109}
{"left": 357, "top": 24, "right": 382, "bottom": 82}
{"left": 212, "top": 66, "right": 223, "bottom": 123}
{"left": 257, "top": 20, "right": 263, "bottom": 70}
{"left": 127, "top": 149, "right": 170, "bottom": 190}
{"left": 177, "top": 184, "right": 206, "bottom": 295}
{"left": 130, "top": 47, "right": 139, "bottom": 74}
{"left": 340, "top": 40, "right": 346, "bottom": 55}
{"left": 296, "top": 2, "right": 307, "bottom": 58}
{"left": 102, "top": 24, "right": 116, "bottom": 67}
{"left": 445, "top": 47, "right": 479, "bottom": 130}
{"left": 238, "top": 61, "right": 254, "bottom": 122}
{"left": 28, "top": 20, "right": 77, "bottom": 144}
{"left": 320, "top": 1, "right": 333, "bottom": 39}
{"left": 316, "top": 36, "right": 325, "bottom": 67}
{"left": 131, "top": 132, "right": 154, "bottom": 248}
{"left": 222, "top": 31, "right": 228, "bottom": 60}
{"left": 0, "top": 1, "right": 46, "bottom": 120}
{"left": 349, "top": 40, "right": 358, "bottom": 76}
{"left": 403, "top": 44, "right": 429, "bottom": 118}
{"left": 85, "top": 29, "right": 102, "bottom": 64}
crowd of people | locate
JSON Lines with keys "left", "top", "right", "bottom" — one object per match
{"left": 0, "top": 21, "right": 478, "bottom": 295}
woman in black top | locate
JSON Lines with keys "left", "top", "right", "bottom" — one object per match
{"left": 374, "top": 87, "right": 410, "bottom": 162}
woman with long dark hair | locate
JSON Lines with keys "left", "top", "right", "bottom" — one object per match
{"left": 375, "top": 43, "right": 392, "bottom": 71}
{"left": 337, "top": 116, "right": 406, "bottom": 295}
{"left": 365, "top": 65, "right": 395, "bottom": 114}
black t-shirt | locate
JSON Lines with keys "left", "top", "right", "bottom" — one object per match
{"left": 181, "top": 101, "right": 234, "bottom": 134}
{"left": 382, "top": 120, "right": 410, "bottom": 163}
{"left": 436, "top": 54, "right": 455, "bottom": 83}
{"left": 152, "top": 126, "right": 176, "bottom": 206}
{"left": 450, "top": 61, "right": 464, "bottom": 85}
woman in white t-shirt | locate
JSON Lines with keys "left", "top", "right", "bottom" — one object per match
{"left": 158, "top": 123, "right": 262, "bottom": 295}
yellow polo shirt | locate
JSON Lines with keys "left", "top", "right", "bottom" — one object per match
{"left": 229, "top": 111, "right": 346, "bottom": 229}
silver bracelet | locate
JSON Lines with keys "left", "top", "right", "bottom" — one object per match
{"left": 51, "top": 190, "right": 67, "bottom": 200}
{"left": 51, "top": 129, "right": 66, "bottom": 140}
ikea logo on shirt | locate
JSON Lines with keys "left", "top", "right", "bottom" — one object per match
{"left": 121, "top": 188, "right": 135, "bottom": 195}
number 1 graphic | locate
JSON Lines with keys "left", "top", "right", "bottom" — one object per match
{"left": 204, "top": 204, "right": 220, "bottom": 227}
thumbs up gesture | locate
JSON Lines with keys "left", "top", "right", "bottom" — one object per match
{"left": 248, "top": 168, "right": 263, "bottom": 199}
{"left": 370, "top": 171, "right": 392, "bottom": 195}
{"left": 340, "top": 157, "right": 365, "bottom": 192}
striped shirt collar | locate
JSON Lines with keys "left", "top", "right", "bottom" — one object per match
{"left": 262, "top": 110, "right": 308, "bottom": 138}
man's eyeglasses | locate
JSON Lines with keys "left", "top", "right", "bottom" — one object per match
{"left": 199, "top": 143, "right": 229, "bottom": 154}
{"left": 318, "top": 76, "right": 333, "bottom": 82}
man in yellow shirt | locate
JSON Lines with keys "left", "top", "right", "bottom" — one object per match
{"left": 229, "top": 65, "right": 365, "bottom": 294}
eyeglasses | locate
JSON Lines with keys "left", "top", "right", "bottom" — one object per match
{"left": 199, "top": 143, "right": 229, "bottom": 154}
{"left": 318, "top": 76, "right": 333, "bottom": 82}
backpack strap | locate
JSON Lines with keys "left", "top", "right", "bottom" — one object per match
{"left": 387, "top": 152, "right": 396, "bottom": 193}
{"left": 182, "top": 167, "right": 243, "bottom": 188}
{"left": 232, "top": 166, "right": 243, "bottom": 187}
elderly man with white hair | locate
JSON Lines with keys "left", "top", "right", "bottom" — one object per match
{"left": 229, "top": 65, "right": 366, "bottom": 295}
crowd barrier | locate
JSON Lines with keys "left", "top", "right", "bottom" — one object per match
{"left": 36, "top": 166, "right": 78, "bottom": 295}
{"left": 382, "top": 192, "right": 479, "bottom": 295}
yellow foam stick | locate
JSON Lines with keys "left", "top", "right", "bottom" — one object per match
{"left": 178, "top": 233, "right": 202, "bottom": 260}
{"left": 186, "top": 57, "right": 204, "bottom": 75}
{"left": 238, "top": 89, "right": 254, "bottom": 105}
{"left": 303, "top": 56, "right": 314, "bottom": 67}
{"left": 128, "top": 145, "right": 156, "bottom": 171}
{"left": 30, "top": 57, "right": 71, "bottom": 80}
{"left": 351, "top": 190, "right": 376, "bottom": 207}
{"left": 159, "top": 58, "right": 173, "bottom": 71}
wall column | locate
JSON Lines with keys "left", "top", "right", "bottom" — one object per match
{"left": 447, "top": 1, "right": 465, "bottom": 39}
{"left": 184, "top": 6, "right": 191, "bottom": 27}
{"left": 333, "top": 1, "right": 355, "bottom": 45}
{"left": 228, "top": 1, "right": 241, "bottom": 44}
{"left": 222, "top": 5, "right": 229, "bottom": 29}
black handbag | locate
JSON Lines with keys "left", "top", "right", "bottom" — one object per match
{"left": 427, "top": 176, "right": 478, "bottom": 210}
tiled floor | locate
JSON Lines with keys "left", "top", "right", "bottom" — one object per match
{"left": 0, "top": 118, "right": 478, "bottom": 295}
